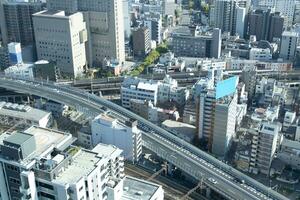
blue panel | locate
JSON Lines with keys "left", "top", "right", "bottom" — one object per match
{"left": 9, "top": 53, "right": 22, "bottom": 64}
{"left": 216, "top": 76, "right": 239, "bottom": 99}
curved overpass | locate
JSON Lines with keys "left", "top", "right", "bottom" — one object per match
{"left": 0, "top": 76, "right": 287, "bottom": 200}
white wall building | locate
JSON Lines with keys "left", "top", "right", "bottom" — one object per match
{"left": 249, "top": 48, "right": 272, "bottom": 61}
{"left": 91, "top": 113, "right": 142, "bottom": 162}
{"left": 278, "top": 138, "right": 300, "bottom": 170}
{"left": 33, "top": 10, "right": 87, "bottom": 78}
{"left": 157, "top": 75, "right": 189, "bottom": 106}
{"left": 121, "top": 77, "right": 159, "bottom": 108}
{"left": 0, "top": 101, "right": 51, "bottom": 128}
{"left": 280, "top": 31, "right": 299, "bottom": 61}
{"left": 4, "top": 63, "right": 34, "bottom": 79}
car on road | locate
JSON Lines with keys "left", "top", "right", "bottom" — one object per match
{"left": 208, "top": 178, "right": 217, "bottom": 184}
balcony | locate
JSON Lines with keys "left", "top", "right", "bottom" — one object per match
{"left": 19, "top": 187, "right": 31, "bottom": 196}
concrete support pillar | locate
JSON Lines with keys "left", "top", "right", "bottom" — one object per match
{"left": 206, "top": 187, "right": 211, "bottom": 198}
{"left": 167, "top": 162, "right": 173, "bottom": 175}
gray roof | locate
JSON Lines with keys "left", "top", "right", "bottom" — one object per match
{"left": 4, "top": 132, "right": 33, "bottom": 146}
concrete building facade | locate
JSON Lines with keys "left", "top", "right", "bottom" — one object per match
{"left": 33, "top": 10, "right": 87, "bottom": 78}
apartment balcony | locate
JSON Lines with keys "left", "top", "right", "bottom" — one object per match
{"left": 19, "top": 187, "right": 31, "bottom": 196}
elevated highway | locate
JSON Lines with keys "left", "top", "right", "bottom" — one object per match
{"left": 0, "top": 76, "right": 288, "bottom": 200}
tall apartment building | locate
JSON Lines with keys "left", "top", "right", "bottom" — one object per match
{"left": 171, "top": 27, "right": 221, "bottom": 58}
{"left": 248, "top": 9, "right": 284, "bottom": 42}
{"left": 144, "top": 12, "right": 162, "bottom": 44}
{"left": 212, "top": 0, "right": 237, "bottom": 35}
{"left": 132, "top": 27, "right": 151, "bottom": 58}
{"left": 250, "top": 122, "right": 280, "bottom": 174}
{"left": 212, "top": 93, "right": 237, "bottom": 156}
{"left": 279, "top": 31, "right": 299, "bottom": 61}
{"left": 33, "top": 10, "right": 87, "bottom": 77}
{"left": 91, "top": 113, "right": 142, "bottom": 162}
{"left": 47, "top": 0, "right": 125, "bottom": 67}
{"left": 197, "top": 77, "right": 238, "bottom": 156}
{"left": 0, "top": 0, "right": 43, "bottom": 46}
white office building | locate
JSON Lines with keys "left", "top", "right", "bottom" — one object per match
{"left": 4, "top": 63, "right": 34, "bottom": 79}
{"left": 279, "top": 31, "right": 299, "bottom": 61}
{"left": 157, "top": 75, "right": 189, "bottom": 106}
{"left": 33, "top": 10, "right": 87, "bottom": 78}
{"left": 91, "top": 113, "right": 142, "bottom": 162}
{"left": 249, "top": 48, "right": 272, "bottom": 61}
{"left": 121, "top": 77, "right": 159, "bottom": 108}
{"left": 47, "top": 0, "right": 125, "bottom": 66}
{"left": 0, "top": 101, "right": 51, "bottom": 128}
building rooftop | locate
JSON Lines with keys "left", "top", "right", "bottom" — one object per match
{"left": 0, "top": 101, "right": 51, "bottom": 123}
{"left": 162, "top": 120, "right": 195, "bottom": 142}
{"left": 121, "top": 176, "right": 161, "bottom": 200}
{"left": 0, "top": 126, "right": 72, "bottom": 167}
{"left": 54, "top": 149, "right": 100, "bottom": 184}
{"left": 92, "top": 143, "right": 123, "bottom": 160}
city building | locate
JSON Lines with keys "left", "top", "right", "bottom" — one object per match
{"left": 4, "top": 62, "right": 34, "bottom": 79}
{"left": 0, "top": 101, "right": 51, "bottom": 128}
{"left": 144, "top": 12, "right": 162, "bottom": 44}
{"left": 171, "top": 26, "right": 221, "bottom": 58}
{"left": 248, "top": 10, "right": 284, "bottom": 42}
{"left": 157, "top": 75, "right": 189, "bottom": 106}
{"left": 132, "top": 27, "right": 151, "bottom": 57}
{"left": 47, "top": 0, "right": 125, "bottom": 66}
{"left": 279, "top": 31, "right": 299, "bottom": 61}
{"left": 162, "top": 120, "right": 196, "bottom": 143}
{"left": 212, "top": 0, "right": 237, "bottom": 35}
{"left": 249, "top": 48, "right": 272, "bottom": 61}
{"left": 197, "top": 76, "right": 238, "bottom": 156}
{"left": 121, "top": 77, "right": 159, "bottom": 108}
{"left": 0, "top": 0, "right": 43, "bottom": 46}
{"left": 33, "top": 10, "right": 87, "bottom": 78}
{"left": 235, "top": 6, "right": 246, "bottom": 38}
{"left": 277, "top": 138, "right": 300, "bottom": 170}
{"left": 91, "top": 113, "right": 142, "bottom": 162}
{"left": 250, "top": 122, "right": 281, "bottom": 174}
{"left": 0, "top": 44, "right": 9, "bottom": 70}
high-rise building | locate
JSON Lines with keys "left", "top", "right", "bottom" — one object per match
{"left": 250, "top": 122, "right": 280, "bottom": 174}
{"left": 212, "top": 0, "right": 237, "bottom": 35}
{"left": 47, "top": 0, "right": 125, "bottom": 67}
{"left": 279, "top": 30, "right": 299, "bottom": 61}
{"left": 248, "top": 9, "right": 284, "bottom": 42}
{"left": 212, "top": 93, "right": 237, "bottom": 156}
{"left": 0, "top": 1, "right": 43, "bottom": 46}
{"left": 144, "top": 12, "right": 162, "bottom": 44}
{"left": 132, "top": 27, "right": 151, "bottom": 58}
{"left": 197, "top": 76, "right": 238, "bottom": 156}
{"left": 258, "top": 0, "right": 295, "bottom": 26}
{"left": 235, "top": 6, "right": 246, "bottom": 38}
{"left": 33, "top": 10, "right": 87, "bottom": 78}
